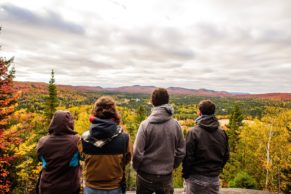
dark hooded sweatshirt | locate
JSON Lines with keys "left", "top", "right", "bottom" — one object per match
{"left": 133, "top": 104, "right": 185, "bottom": 175}
{"left": 182, "top": 115, "right": 229, "bottom": 178}
{"left": 37, "top": 111, "right": 80, "bottom": 194}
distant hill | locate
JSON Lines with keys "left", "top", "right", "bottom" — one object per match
{"left": 13, "top": 81, "right": 291, "bottom": 101}
{"left": 237, "top": 93, "right": 291, "bottom": 101}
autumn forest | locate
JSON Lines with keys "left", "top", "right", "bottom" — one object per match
{"left": 1, "top": 54, "right": 291, "bottom": 194}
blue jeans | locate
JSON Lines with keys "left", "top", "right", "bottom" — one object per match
{"left": 84, "top": 187, "right": 122, "bottom": 194}
{"left": 185, "top": 175, "right": 220, "bottom": 194}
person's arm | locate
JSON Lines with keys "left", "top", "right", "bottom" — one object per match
{"left": 132, "top": 121, "right": 147, "bottom": 171}
{"left": 36, "top": 136, "right": 47, "bottom": 160}
{"left": 182, "top": 128, "right": 196, "bottom": 179}
{"left": 77, "top": 137, "right": 85, "bottom": 161}
{"left": 174, "top": 122, "right": 186, "bottom": 168}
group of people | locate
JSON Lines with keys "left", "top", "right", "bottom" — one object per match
{"left": 36, "top": 88, "right": 229, "bottom": 194}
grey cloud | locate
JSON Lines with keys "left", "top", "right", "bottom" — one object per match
{"left": 1, "top": 1, "right": 291, "bottom": 93}
{"left": 1, "top": 3, "right": 85, "bottom": 34}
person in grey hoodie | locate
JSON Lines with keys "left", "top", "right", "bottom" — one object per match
{"left": 133, "top": 88, "right": 185, "bottom": 194}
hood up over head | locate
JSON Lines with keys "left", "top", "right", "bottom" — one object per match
{"left": 48, "top": 110, "right": 77, "bottom": 135}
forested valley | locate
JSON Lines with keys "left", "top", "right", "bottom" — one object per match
{"left": 1, "top": 66, "right": 290, "bottom": 194}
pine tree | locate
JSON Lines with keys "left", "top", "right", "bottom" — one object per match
{"left": 227, "top": 104, "right": 244, "bottom": 152}
{"left": 136, "top": 105, "right": 146, "bottom": 123}
{"left": 45, "top": 69, "right": 58, "bottom": 120}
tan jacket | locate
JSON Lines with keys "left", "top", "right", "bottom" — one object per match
{"left": 79, "top": 139, "right": 132, "bottom": 190}
{"left": 79, "top": 117, "right": 132, "bottom": 190}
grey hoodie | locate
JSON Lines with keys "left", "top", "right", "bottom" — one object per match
{"left": 133, "top": 104, "right": 185, "bottom": 175}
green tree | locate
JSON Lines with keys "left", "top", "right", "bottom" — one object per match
{"left": 222, "top": 104, "right": 244, "bottom": 185}
{"left": 136, "top": 105, "right": 146, "bottom": 123}
{"left": 227, "top": 104, "right": 244, "bottom": 152}
{"left": 44, "top": 69, "right": 58, "bottom": 120}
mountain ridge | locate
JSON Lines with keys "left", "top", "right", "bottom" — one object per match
{"left": 13, "top": 81, "right": 291, "bottom": 101}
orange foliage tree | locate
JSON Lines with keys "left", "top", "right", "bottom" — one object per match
{"left": 0, "top": 27, "right": 19, "bottom": 192}
{"left": 0, "top": 57, "right": 19, "bottom": 192}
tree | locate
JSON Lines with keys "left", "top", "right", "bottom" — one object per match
{"left": 0, "top": 57, "right": 17, "bottom": 131}
{"left": 136, "top": 105, "right": 146, "bottom": 123}
{"left": 221, "top": 104, "right": 244, "bottom": 185}
{"left": 0, "top": 27, "right": 19, "bottom": 193}
{"left": 227, "top": 104, "right": 244, "bottom": 152}
{"left": 44, "top": 69, "right": 58, "bottom": 120}
{"left": 237, "top": 108, "right": 290, "bottom": 191}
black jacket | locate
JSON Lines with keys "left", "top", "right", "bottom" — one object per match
{"left": 182, "top": 115, "right": 229, "bottom": 178}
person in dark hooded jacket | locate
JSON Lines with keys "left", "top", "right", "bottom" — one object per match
{"left": 182, "top": 100, "right": 229, "bottom": 194}
{"left": 36, "top": 110, "right": 81, "bottom": 194}
{"left": 79, "top": 96, "right": 132, "bottom": 194}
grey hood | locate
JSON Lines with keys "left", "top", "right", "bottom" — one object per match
{"left": 195, "top": 115, "right": 219, "bottom": 132}
{"left": 148, "top": 104, "right": 174, "bottom": 123}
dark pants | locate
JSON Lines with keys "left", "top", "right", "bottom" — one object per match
{"left": 136, "top": 172, "right": 174, "bottom": 194}
{"left": 185, "top": 175, "right": 220, "bottom": 194}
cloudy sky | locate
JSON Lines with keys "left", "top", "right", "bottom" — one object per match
{"left": 1, "top": 0, "right": 290, "bottom": 93}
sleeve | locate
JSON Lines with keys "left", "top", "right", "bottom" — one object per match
{"left": 222, "top": 130, "right": 230, "bottom": 168}
{"left": 182, "top": 128, "right": 196, "bottom": 179}
{"left": 174, "top": 122, "right": 186, "bottom": 168}
{"left": 36, "top": 136, "right": 46, "bottom": 160}
{"left": 77, "top": 137, "right": 85, "bottom": 161}
{"left": 132, "top": 121, "right": 146, "bottom": 171}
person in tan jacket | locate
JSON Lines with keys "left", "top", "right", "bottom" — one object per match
{"left": 78, "top": 96, "right": 132, "bottom": 194}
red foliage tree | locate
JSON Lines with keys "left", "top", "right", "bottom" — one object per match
{"left": 0, "top": 27, "right": 19, "bottom": 193}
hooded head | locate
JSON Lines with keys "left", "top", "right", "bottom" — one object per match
{"left": 48, "top": 110, "right": 76, "bottom": 135}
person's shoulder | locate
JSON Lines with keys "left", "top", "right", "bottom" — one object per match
{"left": 73, "top": 134, "right": 81, "bottom": 142}
{"left": 38, "top": 135, "right": 49, "bottom": 143}
{"left": 169, "top": 118, "right": 181, "bottom": 127}
{"left": 139, "top": 119, "right": 150, "bottom": 129}
{"left": 218, "top": 127, "right": 228, "bottom": 136}
{"left": 188, "top": 125, "right": 202, "bottom": 135}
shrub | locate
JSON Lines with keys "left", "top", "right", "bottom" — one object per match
{"left": 229, "top": 171, "right": 257, "bottom": 189}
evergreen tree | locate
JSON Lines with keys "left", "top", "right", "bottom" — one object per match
{"left": 136, "top": 105, "right": 146, "bottom": 123}
{"left": 227, "top": 104, "right": 244, "bottom": 152}
{"left": 45, "top": 69, "right": 58, "bottom": 120}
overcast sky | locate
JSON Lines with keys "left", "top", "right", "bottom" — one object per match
{"left": 1, "top": 0, "right": 290, "bottom": 93}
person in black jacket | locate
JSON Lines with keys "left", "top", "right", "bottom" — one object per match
{"left": 182, "top": 100, "right": 229, "bottom": 194}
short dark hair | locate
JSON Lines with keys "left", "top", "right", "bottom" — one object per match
{"left": 198, "top": 100, "right": 216, "bottom": 115}
{"left": 151, "top": 88, "right": 169, "bottom": 107}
